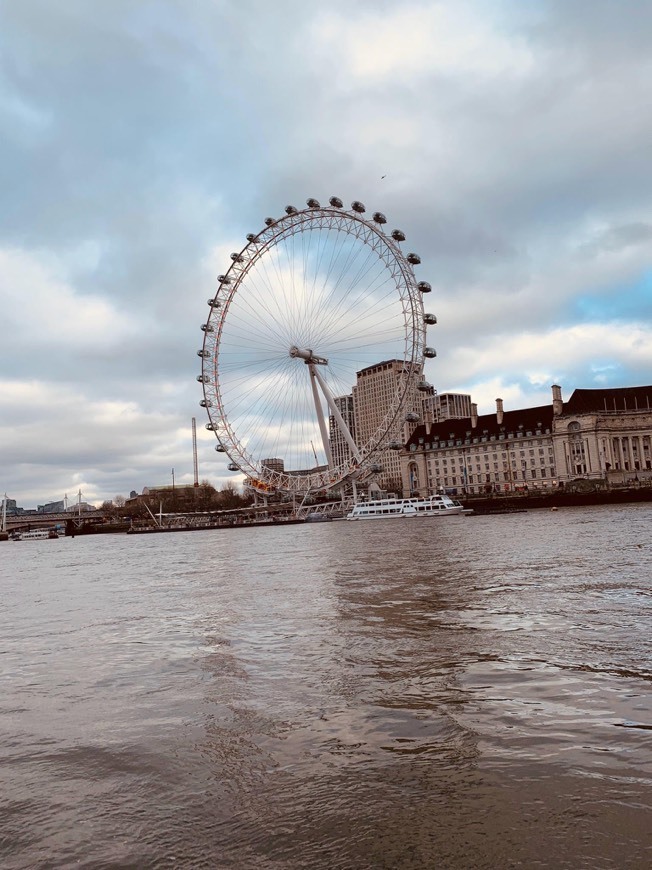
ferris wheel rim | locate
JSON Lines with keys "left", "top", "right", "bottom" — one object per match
{"left": 200, "top": 202, "right": 427, "bottom": 494}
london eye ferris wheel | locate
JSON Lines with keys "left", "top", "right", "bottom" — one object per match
{"left": 197, "top": 197, "right": 437, "bottom": 496}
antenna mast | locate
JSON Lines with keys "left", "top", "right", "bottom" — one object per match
{"left": 192, "top": 417, "right": 199, "bottom": 487}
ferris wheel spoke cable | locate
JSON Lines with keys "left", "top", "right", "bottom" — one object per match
{"left": 303, "top": 226, "right": 360, "bottom": 336}
{"left": 311, "top": 256, "right": 391, "bottom": 348}
{"left": 234, "top": 268, "right": 297, "bottom": 348}
{"left": 307, "top": 240, "right": 377, "bottom": 332}
{"left": 311, "top": 236, "right": 383, "bottom": 332}
{"left": 315, "top": 275, "right": 398, "bottom": 351}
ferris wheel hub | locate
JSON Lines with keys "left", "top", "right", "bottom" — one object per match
{"left": 289, "top": 345, "right": 328, "bottom": 365}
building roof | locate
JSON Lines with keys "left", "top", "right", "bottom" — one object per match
{"left": 406, "top": 404, "right": 554, "bottom": 447}
{"left": 356, "top": 359, "right": 404, "bottom": 377}
{"left": 565, "top": 386, "right": 652, "bottom": 414}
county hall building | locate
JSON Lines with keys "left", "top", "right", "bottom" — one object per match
{"left": 400, "top": 384, "right": 652, "bottom": 496}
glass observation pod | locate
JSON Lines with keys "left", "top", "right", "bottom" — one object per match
{"left": 369, "top": 463, "right": 383, "bottom": 473}
{"left": 417, "top": 281, "right": 431, "bottom": 293}
{"left": 201, "top": 323, "right": 214, "bottom": 332}
{"left": 373, "top": 211, "right": 387, "bottom": 224}
{"left": 205, "top": 422, "right": 217, "bottom": 431}
{"left": 424, "top": 313, "right": 437, "bottom": 325}
{"left": 217, "top": 274, "right": 231, "bottom": 284}
{"left": 306, "top": 198, "right": 320, "bottom": 208}
{"left": 264, "top": 217, "right": 275, "bottom": 226}
{"left": 285, "top": 205, "right": 298, "bottom": 214}
{"left": 407, "top": 253, "right": 421, "bottom": 264}
{"left": 329, "top": 196, "right": 343, "bottom": 208}
{"left": 405, "top": 412, "right": 420, "bottom": 422}
{"left": 215, "top": 444, "right": 226, "bottom": 453}
{"left": 196, "top": 375, "right": 211, "bottom": 383}
{"left": 207, "top": 298, "right": 221, "bottom": 308}
{"left": 227, "top": 463, "right": 239, "bottom": 472}
{"left": 351, "top": 200, "right": 366, "bottom": 213}
{"left": 388, "top": 441, "right": 403, "bottom": 450}
{"left": 197, "top": 349, "right": 210, "bottom": 358}
{"left": 391, "top": 229, "right": 406, "bottom": 241}
{"left": 230, "top": 252, "right": 244, "bottom": 263}
{"left": 199, "top": 399, "right": 212, "bottom": 408}
{"left": 246, "top": 233, "right": 257, "bottom": 241}
{"left": 424, "top": 347, "right": 437, "bottom": 358}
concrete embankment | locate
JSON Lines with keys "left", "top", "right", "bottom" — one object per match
{"left": 463, "top": 486, "right": 652, "bottom": 514}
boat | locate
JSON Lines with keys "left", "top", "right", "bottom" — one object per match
{"left": 346, "top": 494, "right": 465, "bottom": 520}
{"left": 12, "top": 528, "right": 59, "bottom": 540}
{"left": 304, "top": 512, "right": 333, "bottom": 523}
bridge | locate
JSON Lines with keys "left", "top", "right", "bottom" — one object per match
{"left": 3, "top": 511, "right": 110, "bottom": 532}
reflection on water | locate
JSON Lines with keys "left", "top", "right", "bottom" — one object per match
{"left": 1, "top": 504, "right": 651, "bottom": 868}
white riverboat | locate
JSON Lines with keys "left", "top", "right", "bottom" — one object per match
{"left": 346, "top": 494, "right": 465, "bottom": 520}
{"left": 12, "top": 528, "right": 60, "bottom": 540}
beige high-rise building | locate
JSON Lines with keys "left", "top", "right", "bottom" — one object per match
{"left": 328, "top": 395, "right": 356, "bottom": 468}
{"left": 352, "top": 359, "right": 423, "bottom": 493}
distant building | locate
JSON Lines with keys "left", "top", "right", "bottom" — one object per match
{"left": 352, "top": 359, "right": 423, "bottom": 493}
{"left": 2, "top": 497, "right": 18, "bottom": 516}
{"left": 328, "top": 394, "right": 356, "bottom": 468}
{"left": 38, "top": 500, "right": 65, "bottom": 514}
{"left": 401, "top": 384, "right": 652, "bottom": 496}
{"left": 422, "top": 392, "right": 472, "bottom": 422}
{"left": 64, "top": 502, "right": 96, "bottom": 513}
{"left": 261, "top": 458, "right": 285, "bottom": 474}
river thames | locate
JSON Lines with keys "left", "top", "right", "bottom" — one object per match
{"left": 1, "top": 503, "right": 651, "bottom": 869}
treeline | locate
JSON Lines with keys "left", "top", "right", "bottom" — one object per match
{"left": 101, "top": 481, "right": 253, "bottom": 517}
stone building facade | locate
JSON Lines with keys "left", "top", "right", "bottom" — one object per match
{"left": 400, "top": 384, "right": 652, "bottom": 497}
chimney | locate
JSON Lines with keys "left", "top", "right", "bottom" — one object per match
{"left": 496, "top": 398, "right": 504, "bottom": 425}
{"left": 425, "top": 421, "right": 432, "bottom": 436}
{"left": 470, "top": 403, "right": 478, "bottom": 429}
{"left": 551, "top": 384, "right": 563, "bottom": 416}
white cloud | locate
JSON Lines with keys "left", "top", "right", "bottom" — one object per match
{"left": 312, "top": 3, "right": 534, "bottom": 83}
{"left": 0, "top": 247, "right": 138, "bottom": 351}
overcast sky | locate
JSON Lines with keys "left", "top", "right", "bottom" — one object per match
{"left": 2, "top": 0, "right": 651, "bottom": 507}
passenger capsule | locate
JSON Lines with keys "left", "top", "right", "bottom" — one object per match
{"left": 264, "top": 217, "right": 275, "bottom": 226}
{"left": 227, "top": 462, "right": 239, "bottom": 472}
{"left": 407, "top": 252, "right": 421, "bottom": 265}
{"left": 417, "top": 281, "right": 431, "bottom": 293}
{"left": 230, "top": 252, "right": 244, "bottom": 263}
{"left": 329, "top": 196, "right": 344, "bottom": 208}
{"left": 388, "top": 441, "right": 403, "bottom": 450}
{"left": 201, "top": 323, "right": 214, "bottom": 332}
{"left": 285, "top": 205, "right": 297, "bottom": 215}
{"left": 207, "top": 298, "right": 221, "bottom": 307}
{"left": 197, "top": 349, "right": 210, "bottom": 358}
{"left": 215, "top": 444, "right": 226, "bottom": 453}
{"left": 196, "top": 374, "right": 211, "bottom": 383}
{"left": 199, "top": 399, "right": 212, "bottom": 407}
{"left": 217, "top": 274, "right": 231, "bottom": 284}
{"left": 246, "top": 233, "right": 256, "bottom": 242}
{"left": 424, "top": 312, "right": 437, "bottom": 325}
{"left": 306, "top": 198, "right": 320, "bottom": 208}
{"left": 417, "top": 380, "right": 432, "bottom": 392}
{"left": 372, "top": 211, "right": 387, "bottom": 224}
{"left": 424, "top": 346, "right": 437, "bottom": 358}
{"left": 405, "top": 411, "right": 420, "bottom": 423}
{"left": 391, "top": 229, "right": 406, "bottom": 242}
{"left": 369, "top": 462, "right": 383, "bottom": 473}
{"left": 351, "top": 200, "right": 366, "bottom": 213}
{"left": 205, "top": 422, "right": 216, "bottom": 431}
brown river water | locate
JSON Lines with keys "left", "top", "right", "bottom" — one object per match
{"left": 1, "top": 504, "right": 651, "bottom": 869}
